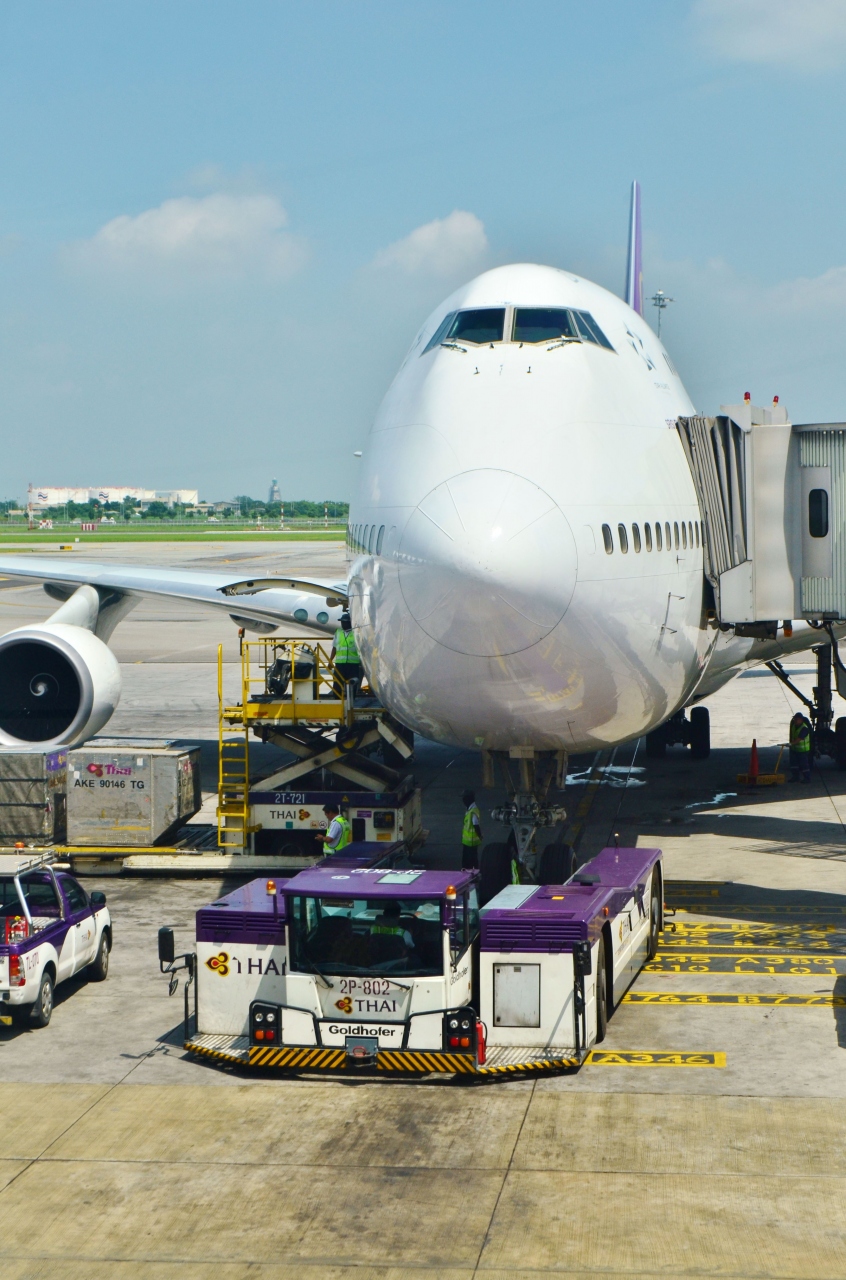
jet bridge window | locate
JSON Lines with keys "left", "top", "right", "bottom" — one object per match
{"left": 426, "top": 308, "right": 506, "bottom": 348}
{"left": 809, "top": 489, "right": 829, "bottom": 539}
{"left": 513, "top": 308, "right": 577, "bottom": 343}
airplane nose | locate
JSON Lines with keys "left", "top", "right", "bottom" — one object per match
{"left": 398, "top": 468, "right": 577, "bottom": 657}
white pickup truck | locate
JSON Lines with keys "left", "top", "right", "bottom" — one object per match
{"left": 0, "top": 853, "right": 111, "bottom": 1028}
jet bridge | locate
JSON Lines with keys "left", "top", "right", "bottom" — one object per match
{"left": 677, "top": 402, "right": 846, "bottom": 631}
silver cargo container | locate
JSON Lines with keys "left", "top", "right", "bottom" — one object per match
{"left": 67, "top": 740, "right": 202, "bottom": 846}
{"left": 0, "top": 750, "right": 67, "bottom": 842}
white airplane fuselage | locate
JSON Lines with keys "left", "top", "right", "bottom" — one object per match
{"left": 348, "top": 263, "right": 717, "bottom": 753}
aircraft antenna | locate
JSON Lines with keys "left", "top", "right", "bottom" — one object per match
{"left": 650, "top": 289, "right": 674, "bottom": 337}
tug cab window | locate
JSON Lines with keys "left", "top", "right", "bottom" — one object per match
{"left": 289, "top": 895, "right": 444, "bottom": 977}
{"left": 809, "top": 489, "right": 829, "bottom": 538}
{"left": 513, "top": 308, "right": 577, "bottom": 343}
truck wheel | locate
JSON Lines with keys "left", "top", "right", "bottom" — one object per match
{"left": 647, "top": 873, "right": 661, "bottom": 961}
{"left": 31, "top": 971, "right": 53, "bottom": 1028}
{"left": 836, "top": 718, "right": 846, "bottom": 770}
{"left": 539, "top": 842, "right": 574, "bottom": 885}
{"left": 690, "top": 706, "right": 710, "bottom": 759}
{"left": 479, "top": 842, "right": 512, "bottom": 906}
{"left": 88, "top": 933, "right": 110, "bottom": 982}
{"left": 595, "top": 937, "right": 608, "bottom": 1043}
{"left": 645, "top": 727, "right": 666, "bottom": 758}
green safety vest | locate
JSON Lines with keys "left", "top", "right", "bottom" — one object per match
{"left": 334, "top": 628, "right": 360, "bottom": 665}
{"left": 372, "top": 923, "right": 403, "bottom": 936}
{"left": 462, "top": 803, "right": 482, "bottom": 847}
{"left": 511, "top": 857, "right": 521, "bottom": 885}
{"left": 790, "top": 719, "right": 811, "bottom": 752}
{"left": 327, "top": 815, "right": 351, "bottom": 850}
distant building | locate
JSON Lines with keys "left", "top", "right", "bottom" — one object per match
{"left": 28, "top": 486, "right": 199, "bottom": 510}
{"left": 268, "top": 478, "right": 281, "bottom": 503}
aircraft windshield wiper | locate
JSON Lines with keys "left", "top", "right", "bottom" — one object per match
{"left": 440, "top": 341, "right": 468, "bottom": 353}
{"left": 546, "top": 337, "right": 581, "bottom": 351}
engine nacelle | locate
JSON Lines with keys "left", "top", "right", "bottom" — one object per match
{"left": 0, "top": 623, "right": 121, "bottom": 748}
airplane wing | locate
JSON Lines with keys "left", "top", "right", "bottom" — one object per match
{"left": 0, "top": 555, "right": 347, "bottom": 635}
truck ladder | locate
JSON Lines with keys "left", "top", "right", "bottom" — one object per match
{"left": 217, "top": 643, "right": 254, "bottom": 852}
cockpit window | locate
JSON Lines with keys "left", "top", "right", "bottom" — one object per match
{"left": 513, "top": 308, "right": 577, "bottom": 344}
{"left": 422, "top": 312, "right": 457, "bottom": 354}
{"left": 446, "top": 308, "right": 505, "bottom": 345}
{"left": 572, "top": 310, "right": 614, "bottom": 350}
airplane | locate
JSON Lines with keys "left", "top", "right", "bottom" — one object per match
{"left": 0, "top": 183, "right": 837, "bottom": 889}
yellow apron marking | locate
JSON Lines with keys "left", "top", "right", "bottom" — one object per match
{"left": 586, "top": 1050, "right": 726, "bottom": 1068}
{"left": 625, "top": 991, "right": 846, "bottom": 1007}
{"left": 648, "top": 951, "right": 843, "bottom": 974}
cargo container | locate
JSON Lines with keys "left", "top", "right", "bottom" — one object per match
{"left": 0, "top": 751, "right": 67, "bottom": 843}
{"left": 67, "top": 740, "right": 201, "bottom": 846}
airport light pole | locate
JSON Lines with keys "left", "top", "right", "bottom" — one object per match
{"left": 650, "top": 289, "right": 673, "bottom": 337}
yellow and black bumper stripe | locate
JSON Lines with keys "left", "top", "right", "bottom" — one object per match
{"left": 377, "top": 1050, "right": 477, "bottom": 1073}
{"left": 184, "top": 1040, "right": 249, "bottom": 1066}
{"left": 249, "top": 1045, "right": 347, "bottom": 1069}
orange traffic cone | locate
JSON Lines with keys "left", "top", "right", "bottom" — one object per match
{"left": 748, "top": 739, "right": 759, "bottom": 780}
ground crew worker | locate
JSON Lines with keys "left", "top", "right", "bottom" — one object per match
{"left": 789, "top": 711, "right": 812, "bottom": 783}
{"left": 371, "top": 899, "right": 413, "bottom": 948}
{"left": 461, "top": 789, "right": 482, "bottom": 869}
{"left": 331, "top": 612, "right": 361, "bottom": 697}
{"left": 317, "top": 802, "right": 351, "bottom": 851}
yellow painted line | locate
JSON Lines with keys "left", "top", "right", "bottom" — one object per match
{"left": 624, "top": 992, "right": 846, "bottom": 1007}
{"left": 653, "top": 950, "right": 846, "bottom": 964}
{"left": 586, "top": 1050, "right": 725, "bottom": 1068}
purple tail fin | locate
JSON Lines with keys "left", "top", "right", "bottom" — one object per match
{"left": 625, "top": 180, "right": 643, "bottom": 316}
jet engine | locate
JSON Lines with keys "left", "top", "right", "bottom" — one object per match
{"left": 0, "top": 622, "right": 121, "bottom": 748}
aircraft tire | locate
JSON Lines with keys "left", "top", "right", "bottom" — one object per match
{"left": 645, "top": 727, "right": 666, "bottom": 758}
{"left": 539, "top": 842, "right": 574, "bottom": 885}
{"left": 479, "top": 842, "right": 512, "bottom": 906}
{"left": 690, "top": 706, "right": 710, "bottom": 759}
{"left": 836, "top": 718, "right": 846, "bottom": 770}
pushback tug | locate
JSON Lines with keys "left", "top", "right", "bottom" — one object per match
{"left": 162, "top": 841, "right": 662, "bottom": 1077}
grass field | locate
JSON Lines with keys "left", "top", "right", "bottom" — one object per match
{"left": 0, "top": 529, "right": 345, "bottom": 546}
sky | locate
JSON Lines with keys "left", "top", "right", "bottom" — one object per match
{"left": 2, "top": 0, "right": 846, "bottom": 503}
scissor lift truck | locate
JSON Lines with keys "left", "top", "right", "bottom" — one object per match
{"left": 173, "top": 842, "right": 662, "bottom": 1077}
{"left": 217, "top": 638, "right": 417, "bottom": 857}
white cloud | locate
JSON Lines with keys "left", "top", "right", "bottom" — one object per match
{"left": 67, "top": 193, "right": 307, "bottom": 279}
{"left": 372, "top": 210, "right": 488, "bottom": 277}
{"left": 694, "top": 0, "right": 846, "bottom": 69}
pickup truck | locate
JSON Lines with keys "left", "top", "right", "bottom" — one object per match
{"left": 0, "top": 854, "right": 111, "bottom": 1028}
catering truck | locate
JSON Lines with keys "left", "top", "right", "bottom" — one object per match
{"left": 166, "top": 842, "right": 662, "bottom": 1077}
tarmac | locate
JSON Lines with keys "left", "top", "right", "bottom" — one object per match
{"left": 2, "top": 539, "right": 846, "bottom": 1277}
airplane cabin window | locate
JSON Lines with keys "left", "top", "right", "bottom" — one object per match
{"left": 422, "top": 312, "right": 458, "bottom": 354}
{"left": 645, "top": 522, "right": 653, "bottom": 551}
{"left": 602, "top": 523, "right": 614, "bottom": 554}
{"left": 809, "top": 489, "right": 829, "bottom": 538}
{"left": 368, "top": 525, "right": 376, "bottom": 554}
{"left": 688, "top": 521, "right": 693, "bottom": 548}
{"left": 654, "top": 522, "right": 662, "bottom": 551}
{"left": 695, "top": 521, "right": 700, "bottom": 548}
{"left": 445, "top": 309, "right": 505, "bottom": 345}
{"left": 513, "top": 308, "right": 577, "bottom": 344}
{"left": 632, "top": 524, "right": 642, "bottom": 553}
{"left": 674, "top": 522, "right": 680, "bottom": 549}
{"left": 665, "top": 522, "right": 672, "bottom": 549}
{"left": 618, "top": 523, "right": 629, "bottom": 553}
{"left": 682, "top": 523, "right": 688, "bottom": 550}
{"left": 376, "top": 524, "right": 385, "bottom": 555}
{"left": 572, "top": 310, "right": 615, "bottom": 350}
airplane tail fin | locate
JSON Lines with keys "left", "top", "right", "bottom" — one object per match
{"left": 625, "top": 180, "right": 643, "bottom": 316}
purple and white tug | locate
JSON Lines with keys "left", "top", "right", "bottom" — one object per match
{"left": 176, "top": 843, "right": 662, "bottom": 1077}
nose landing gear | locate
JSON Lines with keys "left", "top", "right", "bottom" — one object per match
{"left": 479, "top": 749, "right": 571, "bottom": 903}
